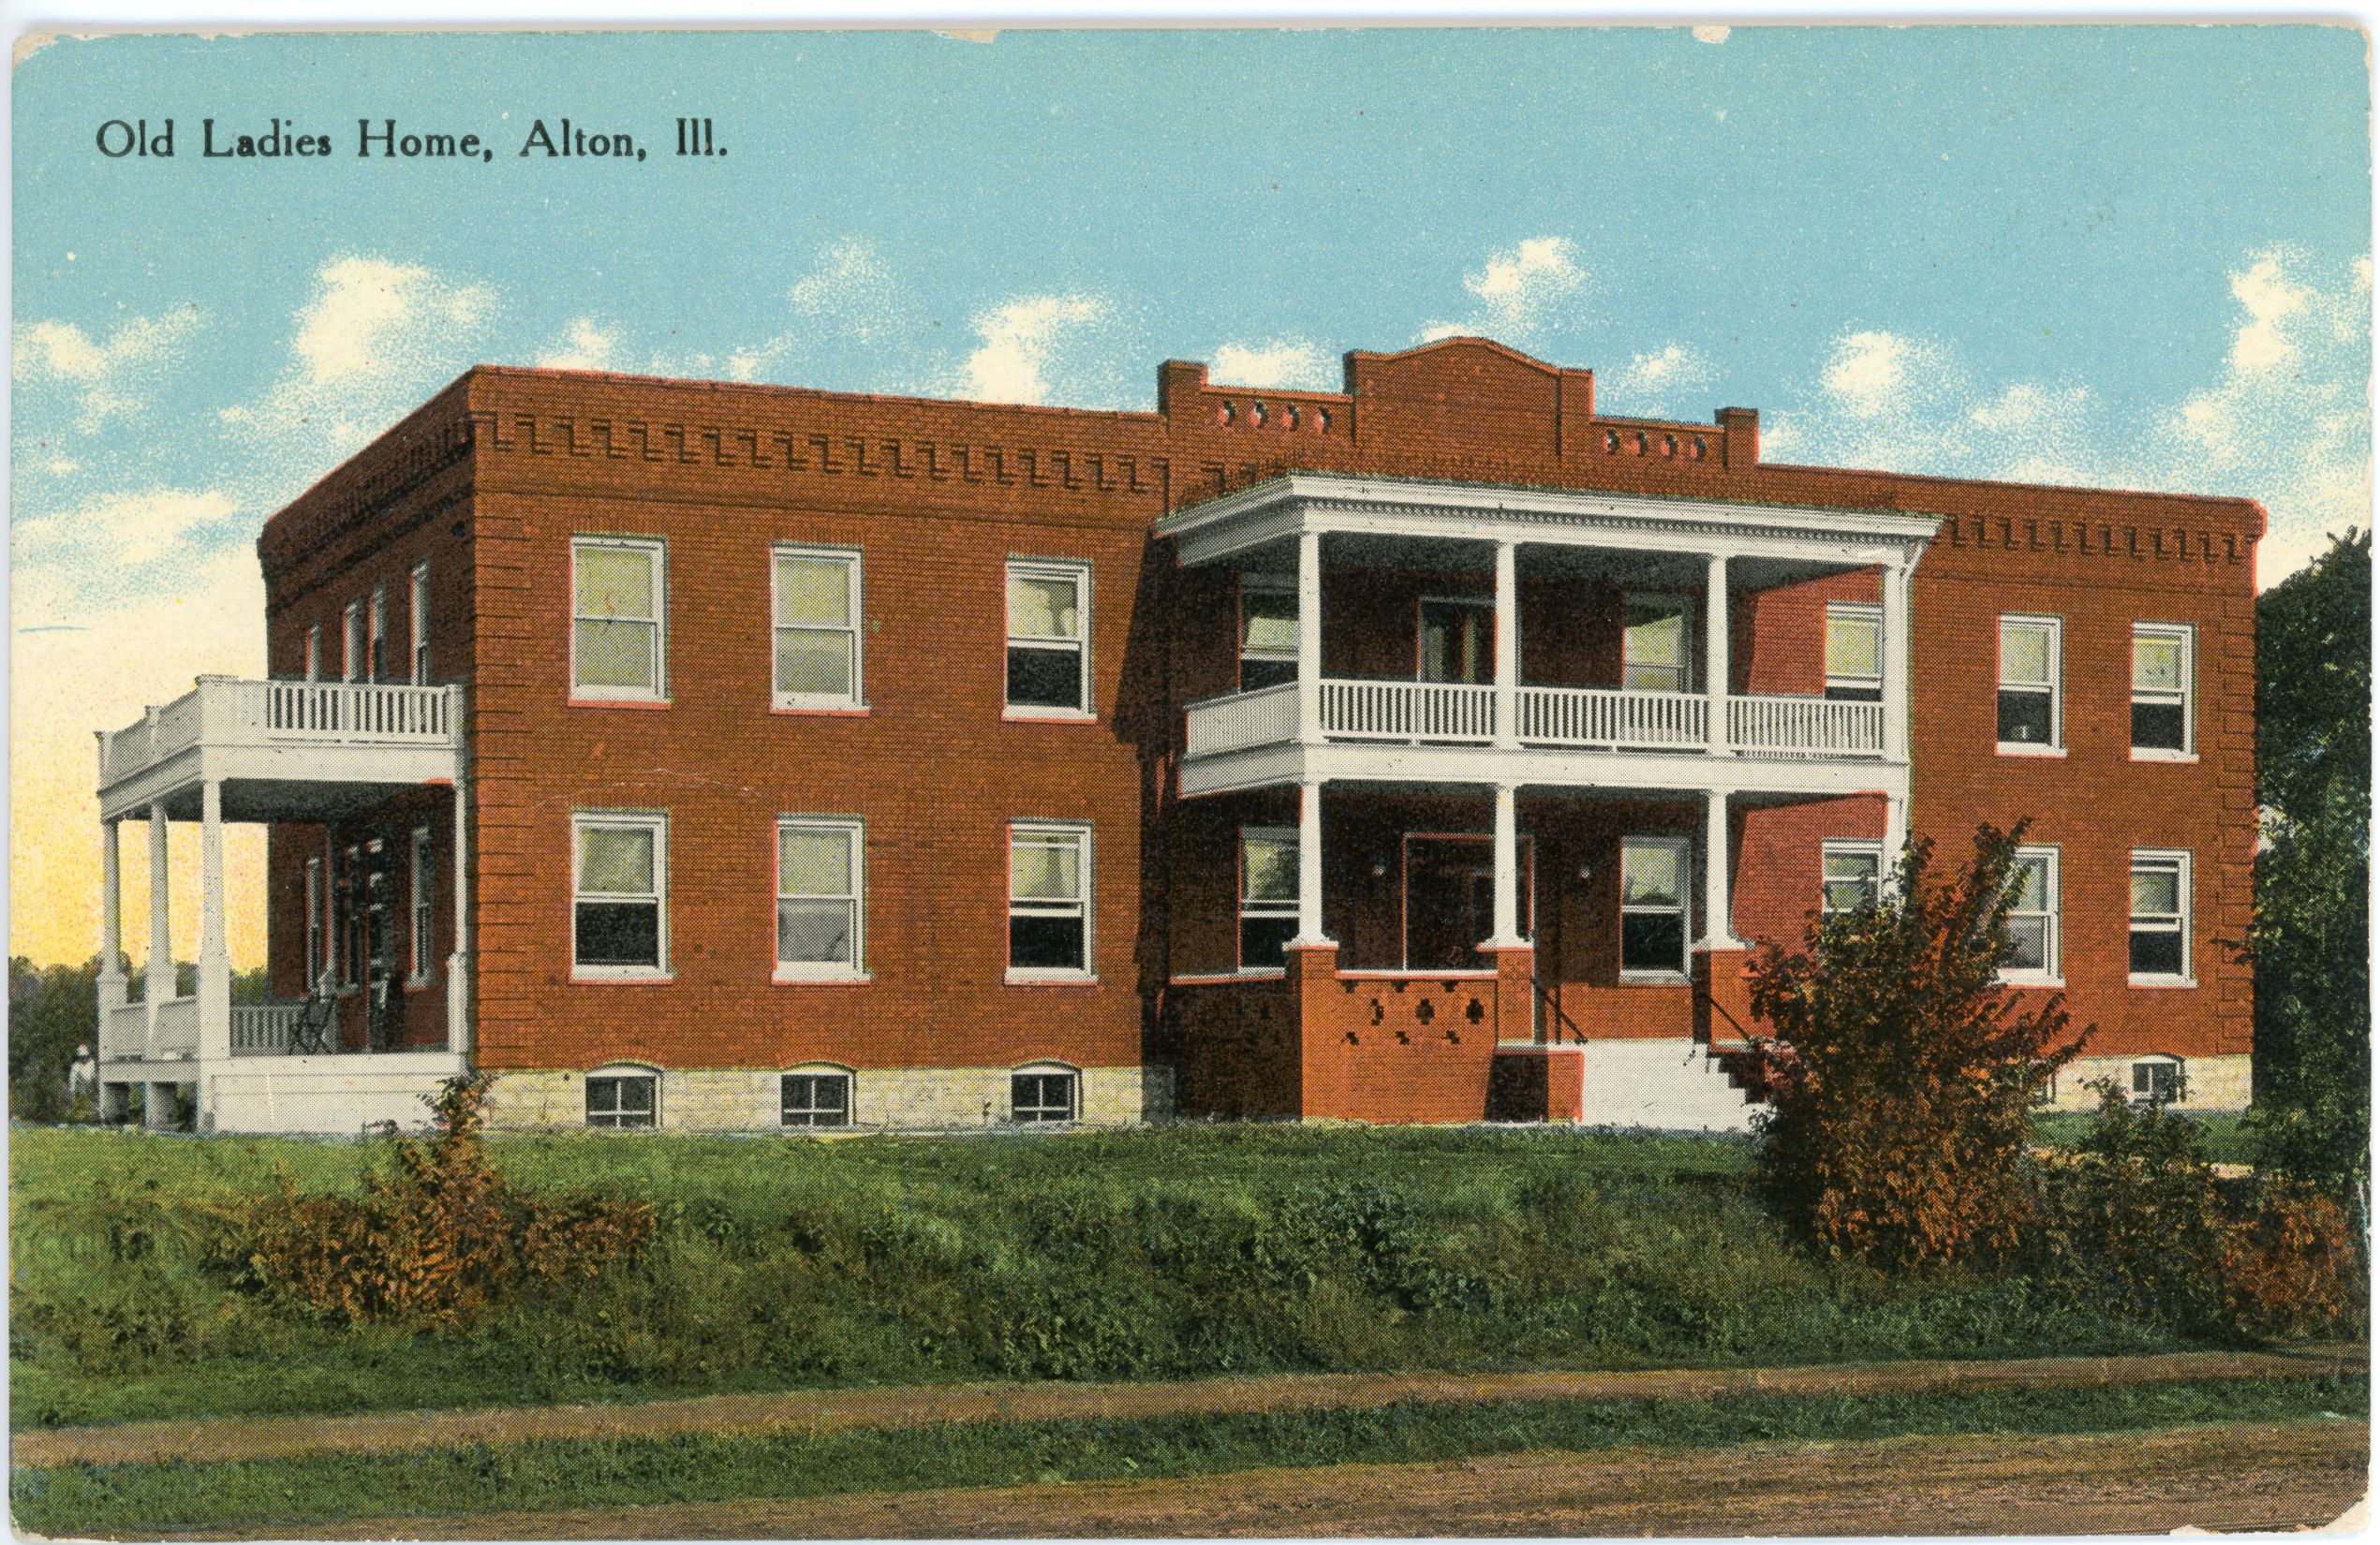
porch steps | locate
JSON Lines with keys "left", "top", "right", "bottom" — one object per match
{"left": 1570, "top": 1037, "right": 1765, "bottom": 1135}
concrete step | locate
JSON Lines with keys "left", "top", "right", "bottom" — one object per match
{"left": 1566, "top": 1037, "right": 1767, "bottom": 1135}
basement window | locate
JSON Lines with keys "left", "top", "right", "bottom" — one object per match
{"left": 781, "top": 1069, "right": 853, "bottom": 1128}
{"left": 2131, "top": 1056, "right": 2184, "bottom": 1107}
{"left": 585, "top": 1069, "right": 658, "bottom": 1129}
{"left": 1012, "top": 1065, "right": 1079, "bottom": 1124}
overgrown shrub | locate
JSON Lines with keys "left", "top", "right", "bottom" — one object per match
{"left": 1748, "top": 823, "right": 2086, "bottom": 1272}
{"left": 219, "top": 1075, "right": 655, "bottom": 1328}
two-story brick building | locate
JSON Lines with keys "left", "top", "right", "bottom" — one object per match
{"left": 89, "top": 338, "right": 2260, "bottom": 1133}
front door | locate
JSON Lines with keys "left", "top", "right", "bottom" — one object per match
{"left": 1418, "top": 597, "right": 1493, "bottom": 684}
{"left": 1404, "top": 833, "right": 1534, "bottom": 970}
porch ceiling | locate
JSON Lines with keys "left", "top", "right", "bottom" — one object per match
{"left": 131, "top": 778, "right": 438, "bottom": 825}
{"left": 1208, "top": 532, "right": 1870, "bottom": 591}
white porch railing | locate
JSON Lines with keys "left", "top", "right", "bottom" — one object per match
{"left": 99, "top": 1002, "right": 150, "bottom": 1060}
{"left": 1183, "top": 682, "right": 1300, "bottom": 758}
{"left": 152, "top": 996, "right": 200, "bottom": 1058}
{"left": 1320, "top": 680, "right": 1496, "bottom": 742}
{"left": 1728, "top": 694, "right": 1885, "bottom": 758}
{"left": 229, "top": 1004, "right": 306, "bottom": 1057}
{"left": 100, "top": 678, "right": 461, "bottom": 787}
{"left": 1517, "top": 686, "right": 1707, "bottom": 749}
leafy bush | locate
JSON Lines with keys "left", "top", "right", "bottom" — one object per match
{"left": 1747, "top": 823, "right": 2086, "bottom": 1272}
{"left": 220, "top": 1075, "right": 655, "bottom": 1328}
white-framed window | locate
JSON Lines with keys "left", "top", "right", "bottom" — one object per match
{"left": 1622, "top": 592, "right": 1693, "bottom": 694}
{"left": 1997, "top": 615, "right": 2062, "bottom": 751}
{"left": 1418, "top": 595, "right": 1493, "bottom": 684}
{"left": 304, "top": 624, "right": 322, "bottom": 684}
{"left": 1006, "top": 560, "right": 1091, "bottom": 715}
{"left": 343, "top": 601, "right": 363, "bottom": 683}
{"left": 2130, "top": 849, "right": 2193, "bottom": 984}
{"left": 303, "top": 855, "right": 324, "bottom": 991}
{"left": 368, "top": 583, "right": 389, "bottom": 684}
{"left": 2001, "top": 846, "right": 2061, "bottom": 984}
{"left": 572, "top": 537, "right": 667, "bottom": 700}
{"left": 2131, "top": 1055, "right": 2185, "bottom": 1107}
{"left": 780, "top": 1067, "right": 853, "bottom": 1128}
{"left": 776, "top": 817, "right": 865, "bottom": 979}
{"left": 1821, "top": 841, "right": 1885, "bottom": 914}
{"left": 774, "top": 546, "right": 863, "bottom": 709}
{"left": 1012, "top": 1064, "right": 1079, "bottom": 1124}
{"left": 1825, "top": 603, "right": 1884, "bottom": 702}
{"left": 1008, "top": 823, "right": 1091, "bottom": 979}
{"left": 2132, "top": 624, "right": 2194, "bottom": 757}
{"left": 410, "top": 562, "right": 432, "bottom": 684}
{"left": 1619, "top": 834, "right": 1691, "bottom": 978}
{"left": 585, "top": 1067, "right": 658, "bottom": 1129}
{"left": 572, "top": 813, "right": 668, "bottom": 977}
{"left": 1239, "top": 826, "right": 1298, "bottom": 971}
{"left": 408, "top": 824, "right": 435, "bottom": 984}
{"left": 1239, "top": 580, "right": 1298, "bottom": 691}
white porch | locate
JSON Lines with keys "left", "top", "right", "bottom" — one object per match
{"left": 94, "top": 677, "right": 474, "bottom": 1134}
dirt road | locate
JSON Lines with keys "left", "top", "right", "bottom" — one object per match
{"left": 15, "top": 1344, "right": 2362, "bottom": 1471}
{"left": 189, "top": 1419, "right": 2368, "bottom": 1538}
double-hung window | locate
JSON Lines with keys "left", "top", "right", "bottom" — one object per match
{"left": 1997, "top": 615, "right": 2062, "bottom": 750}
{"left": 368, "top": 584, "right": 388, "bottom": 684}
{"left": 573, "top": 814, "right": 668, "bottom": 976}
{"left": 1418, "top": 596, "right": 1492, "bottom": 684}
{"left": 1825, "top": 604, "right": 1884, "bottom": 702}
{"left": 305, "top": 625, "right": 322, "bottom": 684}
{"left": 1619, "top": 834, "right": 1690, "bottom": 977}
{"left": 408, "top": 824, "right": 435, "bottom": 983}
{"left": 2132, "top": 625, "right": 2193, "bottom": 757}
{"left": 303, "top": 856, "right": 324, "bottom": 991}
{"left": 1008, "top": 823, "right": 1091, "bottom": 978}
{"left": 1622, "top": 594, "right": 1692, "bottom": 693}
{"left": 2001, "top": 846, "right": 2060, "bottom": 983}
{"left": 1821, "top": 841, "right": 1885, "bottom": 914}
{"left": 1006, "top": 561, "right": 1090, "bottom": 714}
{"left": 1238, "top": 827, "right": 1298, "bottom": 971}
{"left": 2129, "top": 850, "right": 2192, "bottom": 983}
{"left": 1239, "top": 581, "right": 1298, "bottom": 691}
{"left": 572, "top": 537, "right": 666, "bottom": 700}
{"left": 776, "top": 817, "right": 865, "bottom": 979}
{"left": 410, "top": 562, "right": 432, "bottom": 684}
{"left": 781, "top": 1069, "right": 852, "bottom": 1128}
{"left": 774, "top": 547, "right": 863, "bottom": 709}
{"left": 343, "top": 602, "right": 363, "bottom": 683}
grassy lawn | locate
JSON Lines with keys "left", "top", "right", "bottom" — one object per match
{"left": 2033, "top": 1109, "right": 2254, "bottom": 1165}
{"left": 13, "top": 1375, "right": 2364, "bottom": 1538}
{"left": 5, "top": 1120, "right": 2285, "bottom": 1432}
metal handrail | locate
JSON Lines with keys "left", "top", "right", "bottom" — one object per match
{"left": 1530, "top": 975, "right": 1589, "bottom": 1045}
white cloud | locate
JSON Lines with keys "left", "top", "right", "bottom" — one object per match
{"left": 729, "top": 238, "right": 903, "bottom": 382}
{"left": 13, "top": 306, "right": 200, "bottom": 431}
{"left": 960, "top": 293, "right": 1107, "bottom": 405}
{"left": 219, "top": 254, "right": 495, "bottom": 478}
{"left": 1210, "top": 338, "right": 1337, "bottom": 390}
{"left": 535, "top": 317, "right": 623, "bottom": 372}
{"left": 13, "top": 487, "right": 244, "bottom": 593}
{"left": 1605, "top": 344, "right": 1716, "bottom": 409}
{"left": 1418, "top": 235, "right": 1589, "bottom": 346}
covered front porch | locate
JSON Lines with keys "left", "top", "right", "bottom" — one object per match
{"left": 94, "top": 676, "right": 472, "bottom": 1133}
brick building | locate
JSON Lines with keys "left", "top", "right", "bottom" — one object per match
{"left": 89, "top": 338, "right": 2260, "bottom": 1133}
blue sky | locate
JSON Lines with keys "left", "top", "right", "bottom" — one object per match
{"left": 7, "top": 24, "right": 2370, "bottom": 960}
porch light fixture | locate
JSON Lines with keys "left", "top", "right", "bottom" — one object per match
{"left": 1370, "top": 857, "right": 1389, "bottom": 878}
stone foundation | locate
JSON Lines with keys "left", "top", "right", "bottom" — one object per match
{"left": 482, "top": 1064, "right": 1173, "bottom": 1132}
{"left": 2045, "top": 1053, "right": 2251, "bottom": 1113}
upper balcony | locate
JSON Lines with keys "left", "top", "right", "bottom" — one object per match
{"left": 97, "top": 677, "right": 463, "bottom": 822}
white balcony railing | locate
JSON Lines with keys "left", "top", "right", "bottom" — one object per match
{"left": 1516, "top": 686, "right": 1707, "bottom": 749}
{"left": 1186, "top": 679, "right": 1890, "bottom": 762}
{"left": 152, "top": 996, "right": 200, "bottom": 1058}
{"left": 1728, "top": 694, "right": 1885, "bottom": 758}
{"left": 99, "top": 1002, "right": 150, "bottom": 1061}
{"left": 1321, "top": 680, "right": 1496, "bottom": 743}
{"left": 100, "top": 679, "right": 461, "bottom": 788}
{"left": 229, "top": 1004, "right": 306, "bottom": 1057}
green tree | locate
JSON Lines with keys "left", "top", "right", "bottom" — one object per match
{"left": 1747, "top": 823, "right": 2088, "bottom": 1272}
{"left": 2248, "top": 528, "right": 2370, "bottom": 1197}
{"left": 9, "top": 956, "right": 99, "bottom": 1121}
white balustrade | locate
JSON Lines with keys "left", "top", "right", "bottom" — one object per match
{"left": 229, "top": 1004, "right": 305, "bottom": 1057}
{"left": 100, "top": 679, "right": 461, "bottom": 791}
{"left": 1516, "top": 686, "right": 1707, "bottom": 749}
{"left": 1183, "top": 683, "right": 1300, "bottom": 758}
{"left": 1320, "top": 680, "right": 1497, "bottom": 742}
{"left": 151, "top": 996, "right": 200, "bottom": 1058}
{"left": 1727, "top": 694, "right": 1885, "bottom": 758}
{"left": 99, "top": 1002, "right": 150, "bottom": 1061}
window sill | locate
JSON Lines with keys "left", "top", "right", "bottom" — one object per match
{"left": 1169, "top": 970, "right": 1282, "bottom": 986}
{"left": 569, "top": 696, "right": 673, "bottom": 711}
{"left": 1006, "top": 971, "right": 1098, "bottom": 986}
{"left": 2129, "top": 749, "right": 2198, "bottom": 764}
{"left": 772, "top": 701, "right": 870, "bottom": 717}
{"left": 1003, "top": 707, "right": 1097, "bottom": 723}
{"left": 773, "top": 968, "right": 872, "bottom": 985}
{"left": 570, "top": 970, "right": 674, "bottom": 985}
{"left": 405, "top": 973, "right": 436, "bottom": 991}
{"left": 1996, "top": 975, "right": 2064, "bottom": 989}
{"left": 1995, "top": 743, "right": 2066, "bottom": 758}
{"left": 2128, "top": 976, "right": 2198, "bottom": 990}
{"left": 1618, "top": 971, "right": 1692, "bottom": 986}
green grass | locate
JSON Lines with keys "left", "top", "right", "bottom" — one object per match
{"left": 13, "top": 1375, "right": 2366, "bottom": 1538}
{"left": 2034, "top": 1110, "right": 2254, "bottom": 1165}
{"left": 3, "top": 1123, "right": 2299, "bottom": 1432}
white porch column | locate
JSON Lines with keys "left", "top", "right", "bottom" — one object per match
{"left": 1704, "top": 553, "right": 1732, "bottom": 756}
{"left": 144, "top": 801, "right": 170, "bottom": 1054}
{"left": 1882, "top": 559, "right": 1913, "bottom": 763}
{"left": 1290, "top": 777, "right": 1333, "bottom": 947}
{"left": 97, "top": 819, "right": 127, "bottom": 1011}
{"left": 1883, "top": 791, "right": 1910, "bottom": 893}
{"left": 1295, "top": 528, "right": 1323, "bottom": 746}
{"left": 446, "top": 748, "right": 473, "bottom": 1054}
{"left": 197, "top": 779, "right": 230, "bottom": 1067}
{"left": 1696, "top": 788, "right": 1745, "bottom": 949}
{"left": 1493, "top": 539, "right": 1519, "bottom": 749}
{"left": 1485, "top": 781, "right": 1527, "bottom": 948}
